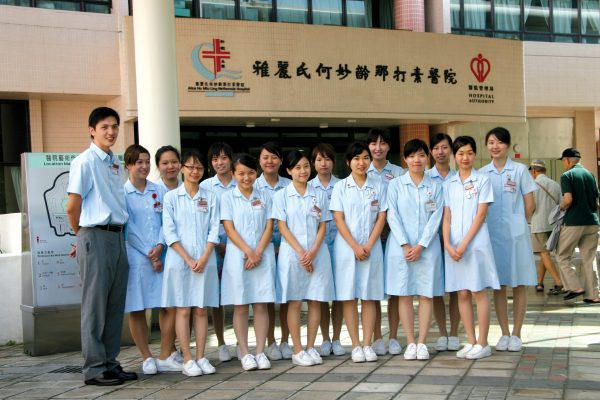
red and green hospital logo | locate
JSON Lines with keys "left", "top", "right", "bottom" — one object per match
{"left": 192, "top": 38, "right": 241, "bottom": 81}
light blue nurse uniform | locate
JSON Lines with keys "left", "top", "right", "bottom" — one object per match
{"left": 220, "top": 187, "right": 277, "bottom": 305}
{"left": 156, "top": 177, "right": 181, "bottom": 192}
{"left": 308, "top": 175, "right": 340, "bottom": 261}
{"left": 329, "top": 175, "right": 387, "bottom": 301}
{"left": 124, "top": 180, "right": 166, "bottom": 312}
{"left": 272, "top": 184, "right": 335, "bottom": 303}
{"left": 385, "top": 174, "right": 444, "bottom": 298}
{"left": 254, "top": 174, "right": 291, "bottom": 248}
{"left": 443, "top": 169, "right": 500, "bottom": 292}
{"left": 481, "top": 159, "right": 537, "bottom": 287}
{"left": 161, "top": 186, "right": 220, "bottom": 308}
{"left": 367, "top": 161, "right": 405, "bottom": 185}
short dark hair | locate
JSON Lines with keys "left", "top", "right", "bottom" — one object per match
{"left": 485, "top": 127, "right": 511, "bottom": 145}
{"left": 403, "top": 139, "right": 430, "bottom": 158}
{"left": 286, "top": 150, "right": 310, "bottom": 169}
{"left": 124, "top": 144, "right": 150, "bottom": 166}
{"left": 207, "top": 142, "right": 233, "bottom": 162}
{"left": 345, "top": 141, "right": 371, "bottom": 163}
{"left": 367, "top": 128, "right": 391, "bottom": 144}
{"left": 88, "top": 107, "right": 120, "bottom": 128}
{"left": 155, "top": 145, "right": 181, "bottom": 166}
{"left": 259, "top": 142, "right": 283, "bottom": 160}
{"left": 430, "top": 133, "right": 453, "bottom": 150}
{"left": 311, "top": 143, "right": 336, "bottom": 165}
{"left": 452, "top": 136, "right": 477, "bottom": 155}
{"left": 233, "top": 153, "right": 258, "bottom": 172}
{"left": 181, "top": 149, "right": 206, "bottom": 171}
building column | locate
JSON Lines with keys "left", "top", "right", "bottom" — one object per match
{"left": 574, "top": 110, "right": 597, "bottom": 179}
{"left": 394, "top": 0, "right": 425, "bottom": 32}
{"left": 132, "top": 0, "right": 180, "bottom": 178}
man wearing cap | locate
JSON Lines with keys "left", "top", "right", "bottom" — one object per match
{"left": 555, "top": 148, "right": 600, "bottom": 303}
{"left": 529, "top": 160, "right": 564, "bottom": 295}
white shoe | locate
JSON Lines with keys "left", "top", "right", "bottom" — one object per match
{"left": 319, "top": 340, "right": 332, "bottom": 356}
{"left": 218, "top": 344, "right": 232, "bottom": 362}
{"left": 196, "top": 357, "right": 216, "bottom": 374}
{"left": 371, "top": 338, "right": 386, "bottom": 356}
{"left": 363, "top": 345, "right": 378, "bottom": 362}
{"left": 182, "top": 360, "right": 202, "bottom": 376}
{"left": 351, "top": 346, "right": 366, "bottom": 363}
{"left": 404, "top": 343, "right": 417, "bottom": 360}
{"left": 496, "top": 335, "right": 509, "bottom": 351}
{"left": 435, "top": 336, "right": 448, "bottom": 351}
{"left": 156, "top": 356, "right": 183, "bottom": 372}
{"left": 332, "top": 340, "right": 346, "bottom": 356}
{"left": 266, "top": 342, "right": 283, "bottom": 361}
{"left": 416, "top": 343, "right": 429, "bottom": 360}
{"left": 240, "top": 354, "right": 258, "bottom": 371}
{"left": 142, "top": 357, "right": 157, "bottom": 375}
{"left": 306, "top": 347, "right": 323, "bottom": 365}
{"left": 292, "top": 350, "right": 315, "bottom": 367}
{"left": 447, "top": 336, "right": 460, "bottom": 351}
{"left": 236, "top": 345, "right": 242, "bottom": 360}
{"left": 466, "top": 344, "right": 492, "bottom": 360}
{"left": 508, "top": 336, "right": 523, "bottom": 352}
{"left": 170, "top": 351, "right": 184, "bottom": 364}
{"left": 279, "top": 342, "right": 293, "bottom": 360}
{"left": 456, "top": 344, "right": 473, "bottom": 359}
{"left": 388, "top": 338, "right": 402, "bottom": 355}
{"left": 255, "top": 352, "right": 271, "bottom": 370}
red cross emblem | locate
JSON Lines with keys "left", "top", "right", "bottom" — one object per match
{"left": 201, "top": 39, "right": 230, "bottom": 75}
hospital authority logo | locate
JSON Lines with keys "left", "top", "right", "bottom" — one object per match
{"left": 467, "top": 53, "right": 494, "bottom": 104}
{"left": 188, "top": 38, "right": 250, "bottom": 97}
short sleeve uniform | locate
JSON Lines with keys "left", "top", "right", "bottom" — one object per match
{"left": 254, "top": 174, "right": 291, "bottom": 247}
{"left": 443, "top": 169, "right": 500, "bottom": 292}
{"left": 481, "top": 159, "right": 537, "bottom": 287}
{"left": 220, "top": 187, "right": 276, "bottom": 305}
{"left": 308, "top": 175, "right": 339, "bottom": 262}
{"left": 124, "top": 180, "right": 166, "bottom": 312}
{"left": 385, "top": 174, "right": 444, "bottom": 298}
{"left": 367, "top": 161, "right": 406, "bottom": 185}
{"left": 161, "top": 186, "right": 220, "bottom": 308}
{"left": 271, "top": 184, "right": 334, "bottom": 302}
{"left": 329, "top": 175, "right": 387, "bottom": 301}
{"left": 155, "top": 178, "right": 181, "bottom": 192}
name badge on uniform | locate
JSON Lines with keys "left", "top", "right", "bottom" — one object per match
{"left": 251, "top": 198, "right": 264, "bottom": 210}
{"left": 111, "top": 163, "right": 120, "bottom": 175}
{"left": 197, "top": 198, "right": 209, "bottom": 213}
{"left": 384, "top": 172, "right": 394, "bottom": 181}
{"left": 425, "top": 201, "right": 437, "bottom": 212}
{"left": 309, "top": 205, "right": 322, "bottom": 219}
{"left": 504, "top": 174, "right": 517, "bottom": 192}
{"left": 152, "top": 193, "right": 162, "bottom": 213}
{"left": 464, "top": 182, "right": 477, "bottom": 199}
{"left": 370, "top": 199, "right": 379, "bottom": 212}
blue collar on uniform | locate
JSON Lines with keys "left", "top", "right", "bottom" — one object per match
{"left": 286, "top": 183, "right": 316, "bottom": 198}
{"left": 368, "top": 161, "right": 392, "bottom": 174}
{"left": 449, "top": 168, "right": 479, "bottom": 184}
{"left": 345, "top": 174, "right": 374, "bottom": 189}
{"left": 310, "top": 175, "right": 338, "bottom": 190}
{"left": 482, "top": 158, "right": 515, "bottom": 174}
{"left": 125, "top": 180, "right": 157, "bottom": 195}
{"left": 256, "top": 174, "right": 287, "bottom": 190}
{"left": 400, "top": 172, "right": 432, "bottom": 188}
{"left": 176, "top": 184, "right": 203, "bottom": 200}
{"left": 90, "top": 142, "right": 112, "bottom": 163}
{"left": 207, "top": 175, "right": 236, "bottom": 189}
{"left": 232, "top": 186, "right": 257, "bottom": 200}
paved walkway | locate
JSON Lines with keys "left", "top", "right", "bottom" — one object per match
{"left": 1, "top": 286, "right": 599, "bottom": 400}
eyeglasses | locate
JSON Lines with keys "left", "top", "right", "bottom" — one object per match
{"left": 183, "top": 165, "right": 204, "bottom": 172}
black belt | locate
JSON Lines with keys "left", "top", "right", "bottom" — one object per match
{"left": 92, "top": 224, "right": 124, "bottom": 233}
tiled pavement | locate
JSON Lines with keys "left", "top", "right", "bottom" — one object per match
{"left": 1, "top": 286, "right": 599, "bottom": 400}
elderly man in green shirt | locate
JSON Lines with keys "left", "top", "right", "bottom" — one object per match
{"left": 555, "top": 148, "right": 600, "bottom": 303}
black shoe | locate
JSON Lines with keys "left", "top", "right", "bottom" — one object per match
{"left": 111, "top": 365, "right": 138, "bottom": 381}
{"left": 85, "top": 371, "right": 124, "bottom": 386}
{"left": 564, "top": 290, "right": 585, "bottom": 301}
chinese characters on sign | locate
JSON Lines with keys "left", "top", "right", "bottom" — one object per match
{"left": 252, "top": 60, "right": 458, "bottom": 85}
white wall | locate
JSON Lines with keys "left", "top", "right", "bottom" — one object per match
{"left": 0, "top": 213, "right": 23, "bottom": 343}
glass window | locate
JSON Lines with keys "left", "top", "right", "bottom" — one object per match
{"left": 495, "top": 32, "right": 521, "bottom": 39}
{"left": 200, "top": 0, "right": 236, "bottom": 20}
{"left": 174, "top": 0, "right": 192, "bottom": 17}
{"left": 495, "top": 0, "right": 520, "bottom": 31}
{"left": 524, "top": 0, "right": 550, "bottom": 32}
{"left": 0, "top": 101, "right": 29, "bottom": 214}
{"left": 347, "top": 0, "right": 372, "bottom": 28}
{"left": 553, "top": 0, "right": 579, "bottom": 34}
{"left": 0, "top": 1, "right": 31, "bottom": 5}
{"left": 464, "top": 0, "right": 491, "bottom": 30}
{"left": 241, "top": 0, "right": 272, "bottom": 21}
{"left": 277, "top": 0, "right": 308, "bottom": 23}
{"left": 36, "top": 1, "right": 81, "bottom": 11}
{"left": 312, "top": 0, "right": 342, "bottom": 26}
{"left": 554, "top": 34, "right": 577, "bottom": 42}
{"left": 581, "top": 0, "right": 600, "bottom": 35}
{"left": 85, "top": 3, "right": 110, "bottom": 13}
{"left": 451, "top": 0, "right": 461, "bottom": 29}
{"left": 582, "top": 35, "right": 600, "bottom": 43}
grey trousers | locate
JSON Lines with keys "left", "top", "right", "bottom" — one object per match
{"left": 77, "top": 227, "right": 129, "bottom": 381}
{"left": 555, "top": 225, "right": 599, "bottom": 298}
